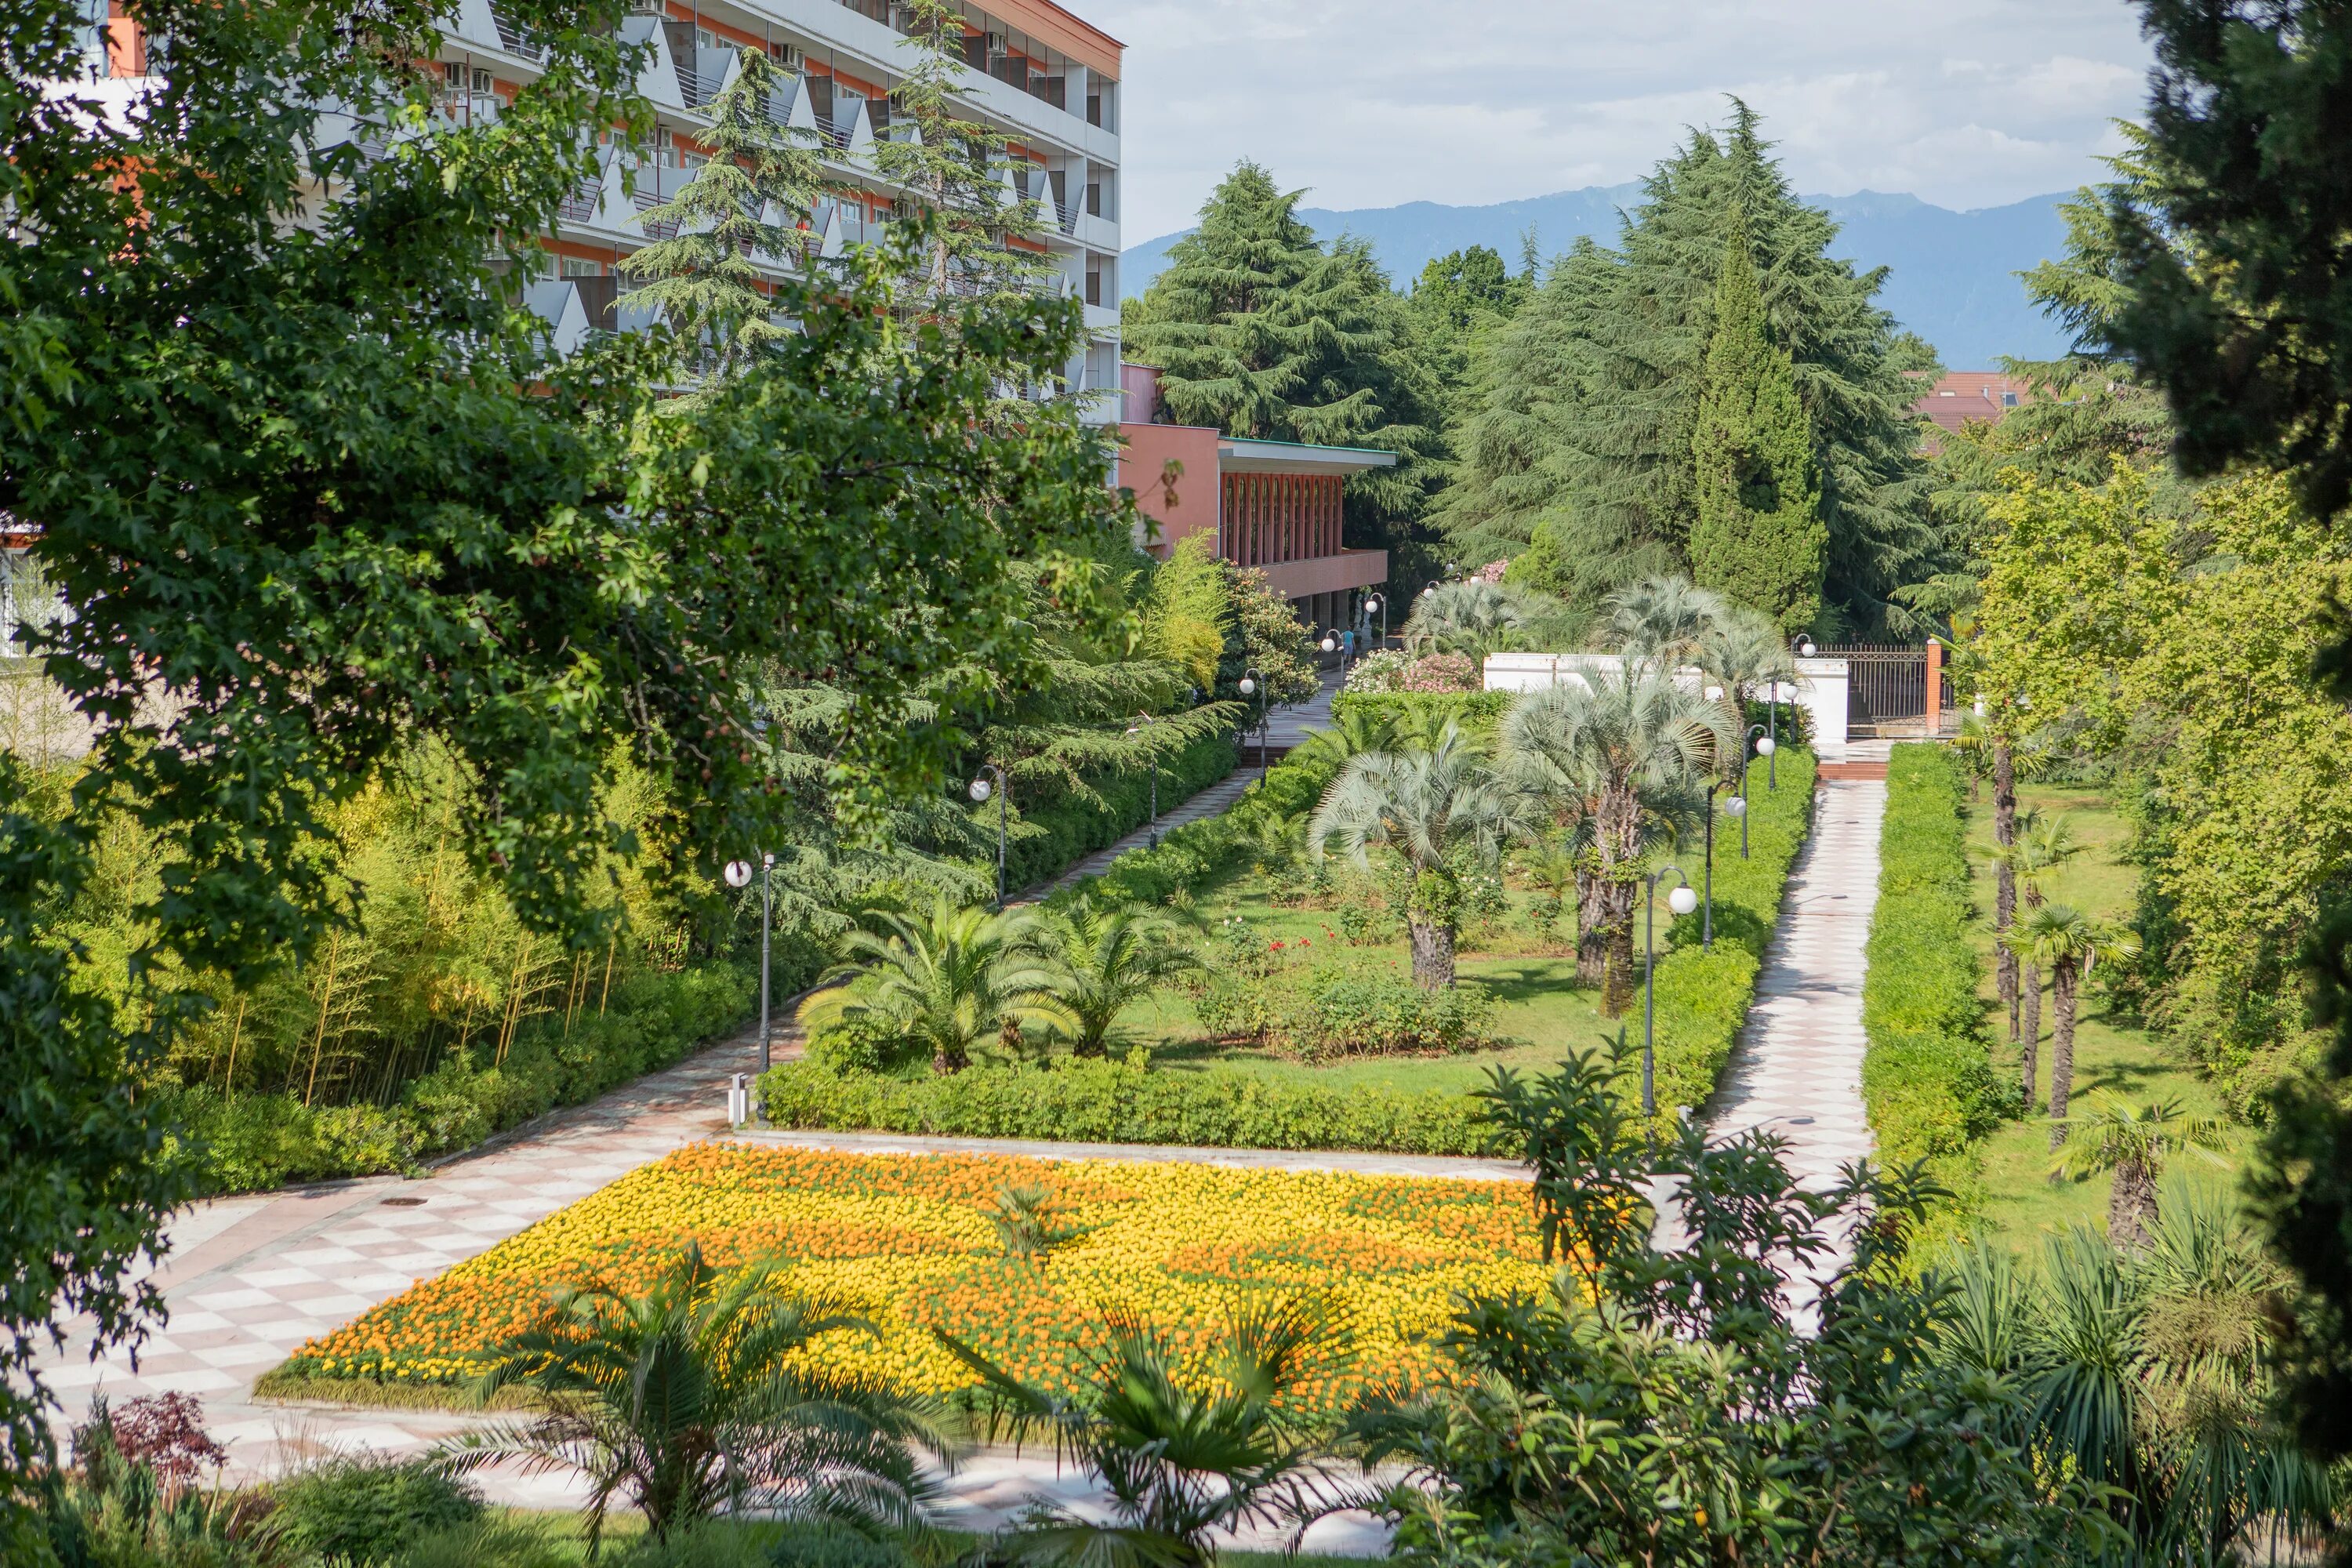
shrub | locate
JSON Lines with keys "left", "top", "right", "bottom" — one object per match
{"left": 758, "top": 1054, "right": 1502, "bottom": 1156}
{"left": 995, "top": 732, "right": 1237, "bottom": 893}
{"left": 1330, "top": 690, "right": 1517, "bottom": 747}
{"left": 266, "top": 1455, "right": 482, "bottom": 1563}
{"left": 1862, "top": 744, "right": 2006, "bottom": 1219}
{"left": 1290, "top": 962, "right": 1498, "bottom": 1060}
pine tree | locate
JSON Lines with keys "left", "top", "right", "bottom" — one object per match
{"left": 1689, "top": 214, "right": 1824, "bottom": 633}
{"left": 872, "top": 0, "right": 1055, "bottom": 307}
{"left": 1439, "top": 103, "right": 1933, "bottom": 636}
{"left": 617, "top": 47, "right": 823, "bottom": 383}
{"left": 1124, "top": 163, "right": 1446, "bottom": 582}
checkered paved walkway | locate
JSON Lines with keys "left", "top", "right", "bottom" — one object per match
{"left": 1699, "top": 776, "right": 1884, "bottom": 1305}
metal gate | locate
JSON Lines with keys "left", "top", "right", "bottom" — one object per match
{"left": 1824, "top": 644, "right": 1932, "bottom": 739}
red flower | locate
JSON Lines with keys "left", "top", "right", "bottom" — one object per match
{"left": 1269, "top": 940, "right": 1287, "bottom": 951}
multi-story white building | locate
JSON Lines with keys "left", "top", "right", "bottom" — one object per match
{"left": 74, "top": 0, "right": 1125, "bottom": 416}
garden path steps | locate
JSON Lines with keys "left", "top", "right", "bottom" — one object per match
{"left": 1029, "top": 668, "right": 1342, "bottom": 897}
{"left": 1676, "top": 775, "right": 1885, "bottom": 1317}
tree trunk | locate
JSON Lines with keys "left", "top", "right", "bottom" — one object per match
{"left": 2020, "top": 961, "right": 2042, "bottom": 1105}
{"left": 935, "top": 1036, "right": 970, "bottom": 1075}
{"left": 1574, "top": 869, "right": 1609, "bottom": 987}
{"left": 2109, "top": 1156, "right": 2158, "bottom": 1250}
{"left": 1602, "top": 912, "right": 1639, "bottom": 1018}
{"left": 1993, "top": 739, "right": 2018, "bottom": 1041}
{"left": 1408, "top": 920, "right": 1457, "bottom": 990}
{"left": 2047, "top": 959, "right": 2079, "bottom": 1149}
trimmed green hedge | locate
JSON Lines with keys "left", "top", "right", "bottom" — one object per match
{"left": 1000, "top": 733, "right": 1238, "bottom": 893}
{"left": 1861, "top": 743, "right": 2005, "bottom": 1212}
{"left": 1646, "top": 747, "right": 1817, "bottom": 1121}
{"left": 764, "top": 749, "right": 1820, "bottom": 1154}
{"left": 759, "top": 1054, "right": 1499, "bottom": 1155}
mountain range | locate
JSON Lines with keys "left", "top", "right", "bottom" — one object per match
{"left": 1120, "top": 186, "right": 2078, "bottom": 369}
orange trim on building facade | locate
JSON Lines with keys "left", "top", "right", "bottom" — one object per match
{"left": 975, "top": 0, "right": 1123, "bottom": 79}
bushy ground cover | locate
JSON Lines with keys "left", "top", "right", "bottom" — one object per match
{"left": 267, "top": 1145, "right": 1546, "bottom": 1411}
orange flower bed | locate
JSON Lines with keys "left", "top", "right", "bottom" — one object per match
{"left": 281, "top": 1144, "right": 1549, "bottom": 1409}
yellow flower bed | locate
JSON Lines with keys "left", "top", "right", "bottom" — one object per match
{"left": 284, "top": 1144, "right": 1548, "bottom": 1406}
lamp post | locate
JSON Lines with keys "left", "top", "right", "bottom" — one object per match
{"left": 1703, "top": 781, "right": 1721, "bottom": 952}
{"left": 1320, "top": 630, "right": 1352, "bottom": 689}
{"left": 1772, "top": 636, "right": 1816, "bottom": 789}
{"left": 970, "top": 763, "right": 1007, "bottom": 909}
{"left": 1740, "top": 724, "right": 1773, "bottom": 859}
{"left": 1364, "top": 591, "right": 1387, "bottom": 651}
{"left": 1642, "top": 864, "right": 1700, "bottom": 1118}
{"left": 1238, "top": 669, "right": 1269, "bottom": 781}
{"left": 723, "top": 855, "right": 776, "bottom": 1074}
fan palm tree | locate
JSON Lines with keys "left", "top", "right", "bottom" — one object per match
{"left": 2005, "top": 903, "right": 2141, "bottom": 1146}
{"left": 797, "top": 898, "right": 1062, "bottom": 1074}
{"left": 1287, "top": 706, "right": 1402, "bottom": 773}
{"left": 1308, "top": 721, "right": 1538, "bottom": 989}
{"left": 2050, "top": 1096, "right": 2229, "bottom": 1250}
{"left": 1498, "top": 668, "right": 1730, "bottom": 1014}
{"left": 446, "top": 1245, "right": 948, "bottom": 1556}
{"left": 1692, "top": 605, "right": 1799, "bottom": 739}
{"left": 1033, "top": 898, "right": 1202, "bottom": 1058}
{"left": 938, "top": 1294, "right": 1362, "bottom": 1568}
{"left": 1401, "top": 579, "right": 1536, "bottom": 665}
{"left": 1602, "top": 575, "right": 1728, "bottom": 673}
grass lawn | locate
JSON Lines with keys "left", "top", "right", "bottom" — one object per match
{"left": 1106, "top": 861, "right": 1692, "bottom": 1094}
{"left": 1962, "top": 780, "right": 2252, "bottom": 1243}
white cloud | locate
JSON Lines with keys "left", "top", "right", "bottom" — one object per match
{"left": 1087, "top": 0, "right": 2155, "bottom": 239}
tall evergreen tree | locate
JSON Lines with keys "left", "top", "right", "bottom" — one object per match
{"left": 1123, "top": 162, "right": 1446, "bottom": 583}
{"left": 1689, "top": 215, "right": 1824, "bottom": 633}
{"left": 1440, "top": 103, "right": 1934, "bottom": 636}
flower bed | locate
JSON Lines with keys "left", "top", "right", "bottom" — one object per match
{"left": 274, "top": 1145, "right": 1547, "bottom": 1412}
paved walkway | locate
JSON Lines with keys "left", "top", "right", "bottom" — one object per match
{"left": 1697, "top": 777, "right": 1885, "bottom": 1305}
{"left": 1034, "top": 669, "right": 1341, "bottom": 895}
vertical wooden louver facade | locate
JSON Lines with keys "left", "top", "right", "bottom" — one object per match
{"left": 1217, "top": 473, "right": 1344, "bottom": 568}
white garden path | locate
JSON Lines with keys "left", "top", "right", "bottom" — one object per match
{"left": 33, "top": 719, "right": 1892, "bottom": 1554}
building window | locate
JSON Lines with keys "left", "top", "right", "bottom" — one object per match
{"left": 1086, "top": 89, "right": 1102, "bottom": 126}
{"left": 561, "top": 256, "right": 601, "bottom": 278}
{"left": 1085, "top": 265, "right": 1102, "bottom": 307}
{"left": 1085, "top": 180, "right": 1102, "bottom": 217}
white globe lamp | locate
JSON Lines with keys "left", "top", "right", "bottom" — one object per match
{"left": 1667, "top": 885, "right": 1698, "bottom": 916}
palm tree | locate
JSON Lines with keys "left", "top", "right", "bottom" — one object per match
{"left": 1981, "top": 809, "right": 2081, "bottom": 1102}
{"left": 797, "top": 898, "right": 1062, "bottom": 1074}
{"left": 1498, "top": 667, "right": 1729, "bottom": 1014}
{"left": 2050, "top": 1096, "right": 2228, "bottom": 1249}
{"left": 1287, "top": 705, "right": 1402, "bottom": 773}
{"left": 1401, "top": 579, "right": 1537, "bottom": 666}
{"left": 1692, "top": 604, "right": 1799, "bottom": 738}
{"left": 447, "top": 1245, "right": 948, "bottom": 1556}
{"left": 1308, "top": 721, "right": 1537, "bottom": 989}
{"left": 1514, "top": 840, "right": 1584, "bottom": 947}
{"left": 1602, "top": 575, "right": 1728, "bottom": 674}
{"left": 1033, "top": 898, "right": 1201, "bottom": 1058}
{"left": 938, "top": 1294, "right": 1360, "bottom": 1568}
{"left": 2005, "top": 902, "right": 2142, "bottom": 1147}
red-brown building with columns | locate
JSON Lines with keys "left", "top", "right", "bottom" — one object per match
{"left": 1113, "top": 365, "right": 1392, "bottom": 635}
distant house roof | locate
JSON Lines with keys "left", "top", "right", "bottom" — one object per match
{"left": 1913, "top": 371, "right": 2034, "bottom": 436}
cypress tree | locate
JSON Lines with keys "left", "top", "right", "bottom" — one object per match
{"left": 1689, "top": 214, "right": 1824, "bottom": 633}
{"left": 1440, "top": 103, "right": 1934, "bottom": 635}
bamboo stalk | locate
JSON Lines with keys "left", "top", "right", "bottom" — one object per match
{"left": 221, "top": 996, "right": 247, "bottom": 1104}
{"left": 597, "top": 935, "right": 616, "bottom": 1016}
{"left": 564, "top": 950, "right": 586, "bottom": 1036}
{"left": 497, "top": 933, "right": 532, "bottom": 1065}
{"left": 303, "top": 932, "right": 343, "bottom": 1108}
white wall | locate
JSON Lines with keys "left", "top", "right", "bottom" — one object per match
{"left": 1483, "top": 652, "right": 1851, "bottom": 763}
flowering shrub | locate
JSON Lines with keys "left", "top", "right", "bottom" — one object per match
{"left": 277, "top": 1145, "right": 1548, "bottom": 1411}
{"left": 1397, "top": 653, "right": 1480, "bottom": 693}
{"left": 1344, "top": 649, "right": 1412, "bottom": 693}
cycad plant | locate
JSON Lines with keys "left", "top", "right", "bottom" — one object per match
{"left": 448, "top": 1245, "right": 947, "bottom": 1556}
{"left": 939, "top": 1294, "right": 1359, "bottom": 1568}
{"left": 1498, "top": 667, "right": 1729, "bottom": 1013}
{"left": 2005, "top": 902, "right": 2141, "bottom": 1145}
{"left": 798, "top": 898, "right": 1062, "bottom": 1073}
{"left": 2050, "top": 1095, "right": 2229, "bottom": 1249}
{"left": 1308, "top": 720, "right": 1537, "bottom": 988}
{"left": 1032, "top": 897, "right": 1201, "bottom": 1058}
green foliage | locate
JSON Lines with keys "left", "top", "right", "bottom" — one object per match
{"left": 1863, "top": 745, "right": 2005, "bottom": 1218}
{"left": 1330, "top": 691, "right": 1517, "bottom": 748}
{"left": 1, "top": 0, "right": 1116, "bottom": 1478}
{"left": 1029, "top": 899, "right": 1203, "bottom": 1058}
{"left": 1370, "top": 1053, "right": 2107, "bottom": 1567}
{"left": 1124, "top": 162, "right": 1447, "bottom": 583}
{"left": 1141, "top": 535, "right": 1231, "bottom": 693}
{"left": 448, "top": 1244, "right": 946, "bottom": 1553}
{"left": 1688, "top": 214, "right": 1826, "bottom": 634}
{"left": 797, "top": 900, "right": 1062, "bottom": 1076}
{"left": 992, "top": 732, "right": 1238, "bottom": 895}
{"left": 1196, "top": 953, "right": 1501, "bottom": 1061}
{"left": 760, "top": 1054, "right": 1500, "bottom": 1156}
{"left": 266, "top": 1454, "right": 485, "bottom": 1563}
{"left": 1439, "top": 104, "right": 1933, "bottom": 635}
{"left": 1218, "top": 562, "right": 1320, "bottom": 710}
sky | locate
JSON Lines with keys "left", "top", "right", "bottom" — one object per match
{"left": 1084, "top": 0, "right": 2158, "bottom": 242}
